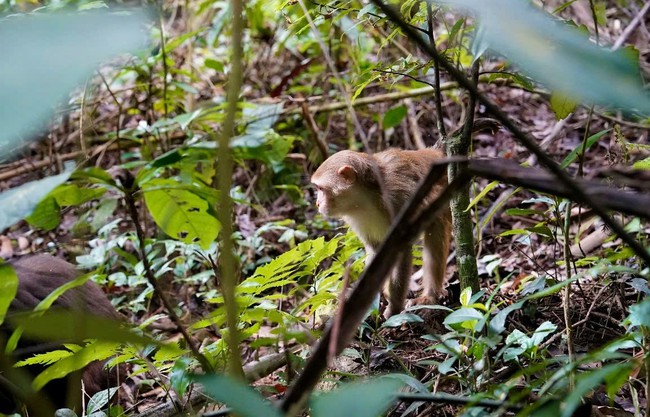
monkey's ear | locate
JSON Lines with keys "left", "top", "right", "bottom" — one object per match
{"left": 337, "top": 165, "right": 356, "bottom": 183}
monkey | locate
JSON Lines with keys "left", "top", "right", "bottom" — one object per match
{"left": 0, "top": 254, "right": 123, "bottom": 415}
{"left": 311, "top": 148, "right": 452, "bottom": 317}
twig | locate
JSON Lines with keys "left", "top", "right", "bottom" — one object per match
{"left": 121, "top": 174, "right": 213, "bottom": 373}
{"left": 405, "top": 98, "right": 427, "bottom": 149}
{"left": 427, "top": 3, "right": 446, "bottom": 139}
{"left": 301, "top": 102, "right": 329, "bottom": 161}
{"left": 612, "top": 0, "right": 650, "bottom": 50}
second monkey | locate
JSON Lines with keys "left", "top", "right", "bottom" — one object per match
{"left": 311, "top": 148, "right": 452, "bottom": 317}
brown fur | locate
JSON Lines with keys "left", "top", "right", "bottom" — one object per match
{"left": 0, "top": 254, "right": 122, "bottom": 415}
{"left": 312, "top": 148, "right": 452, "bottom": 316}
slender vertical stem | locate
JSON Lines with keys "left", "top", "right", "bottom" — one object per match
{"left": 123, "top": 183, "right": 212, "bottom": 372}
{"left": 447, "top": 59, "right": 480, "bottom": 293}
{"left": 214, "top": 0, "right": 245, "bottom": 379}
{"left": 562, "top": 201, "right": 575, "bottom": 389}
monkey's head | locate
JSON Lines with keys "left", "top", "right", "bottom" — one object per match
{"left": 311, "top": 150, "right": 379, "bottom": 218}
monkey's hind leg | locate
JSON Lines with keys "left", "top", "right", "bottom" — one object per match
{"left": 384, "top": 249, "right": 412, "bottom": 317}
{"left": 419, "top": 214, "right": 452, "bottom": 305}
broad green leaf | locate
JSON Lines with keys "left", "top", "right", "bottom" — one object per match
{"left": 1, "top": 170, "right": 71, "bottom": 231}
{"left": 625, "top": 297, "right": 650, "bottom": 329}
{"left": 242, "top": 102, "right": 284, "bottom": 133}
{"left": 445, "top": 0, "right": 650, "bottom": 112}
{"left": 143, "top": 178, "right": 220, "bottom": 249}
{"left": 50, "top": 183, "right": 105, "bottom": 206}
{"left": 192, "top": 374, "right": 282, "bottom": 417}
{"left": 382, "top": 313, "right": 424, "bottom": 328}
{"left": 87, "top": 387, "right": 119, "bottom": 414}
{"left": 383, "top": 104, "right": 407, "bottom": 129}
{"left": 530, "top": 321, "right": 557, "bottom": 346}
{"left": 151, "top": 149, "right": 183, "bottom": 168}
{"left": 0, "top": 11, "right": 151, "bottom": 161}
{"left": 549, "top": 91, "right": 577, "bottom": 119}
{"left": 444, "top": 307, "right": 484, "bottom": 330}
{"left": 70, "top": 167, "right": 116, "bottom": 186}
{"left": 170, "top": 357, "right": 193, "bottom": 397}
{"left": 26, "top": 196, "right": 61, "bottom": 231}
{"left": 489, "top": 301, "right": 525, "bottom": 335}
{"left": 310, "top": 376, "right": 405, "bottom": 417}
{"left": 0, "top": 263, "right": 18, "bottom": 325}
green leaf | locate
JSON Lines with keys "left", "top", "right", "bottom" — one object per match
{"left": 143, "top": 178, "right": 220, "bottom": 249}
{"left": 549, "top": 91, "right": 577, "bottom": 119}
{"left": 459, "top": 287, "right": 472, "bottom": 306}
{"left": 530, "top": 321, "right": 557, "bottom": 346}
{"left": 449, "top": 0, "right": 650, "bottom": 112}
{"left": 71, "top": 166, "right": 116, "bottom": 186}
{"left": 625, "top": 297, "right": 650, "bottom": 329}
{"left": 561, "top": 364, "right": 633, "bottom": 417}
{"left": 50, "top": 183, "right": 106, "bottom": 206}
{"left": 310, "top": 376, "right": 404, "bottom": 417}
{"left": 499, "top": 229, "right": 529, "bottom": 237}
{"left": 32, "top": 272, "right": 93, "bottom": 312}
{"left": 25, "top": 196, "right": 61, "bottom": 231}
{"left": 632, "top": 157, "right": 650, "bottom": 170}
{"left": 0, "top": 11, "right": 151, "bottom": 162}
{"left": 504, "top": 208, "right": 542, "bottom": 216}
{"left": 466, "top": 180, "right": 499, "bottom": 211}
{"left": 204, "top": 58, "right": 224, "bottom": 72}
{"left": 170, "top": 357, "right": 193, "bottom": 397}
{"left": 489, "top": 301, "right": 524, "bottom": 335}
{"left": 192, "top": 374, "right": 282, "bottom": 417}
{"left": 30, "top": 341, "right": 120, "bottom": 390}
{"left": 522, "top": 276, "right": 577, "bottom": 300}
{"left": 151, "top": 149, "right": 183, "bottom": 167}
{"left": 3, "top": 170, "right": 71, "bottom": 231}
{"left": 444, "top": 307, "right": 484, "bottom": 330}
{"left": 9, "top": 310, "right": 181, "bottom": 354}
{"left": 560, "top": 129, "right": 610, "bottom": 168}
{"left": 0, "top": 263, "right": 18, "bottom": 325}
{"left": 383, "top": 104, "right": 407, "bottom": 129}
{"left": 87, "top": 387, "right": 119, "bottom": 414}
{"left": 382, "top": 313, "right": 424, "bottom": 328}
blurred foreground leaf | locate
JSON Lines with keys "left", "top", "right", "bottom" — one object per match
{"left": 0, "top": 170, "right": 72, "bottom": 231}
{"left": 446, "top": 0, "right": 650, "bottom": 113}
{"left": 0, "top": 10, "right": 150, "bottom": 162}
{"left": 0, "top": 263, "right": 18, "bottom": 325}
{"left": 310, "top": 376, "right": 405, "bottom": 417}
{"left": 192, "top": 373, "right": 282, "bottom": 417}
